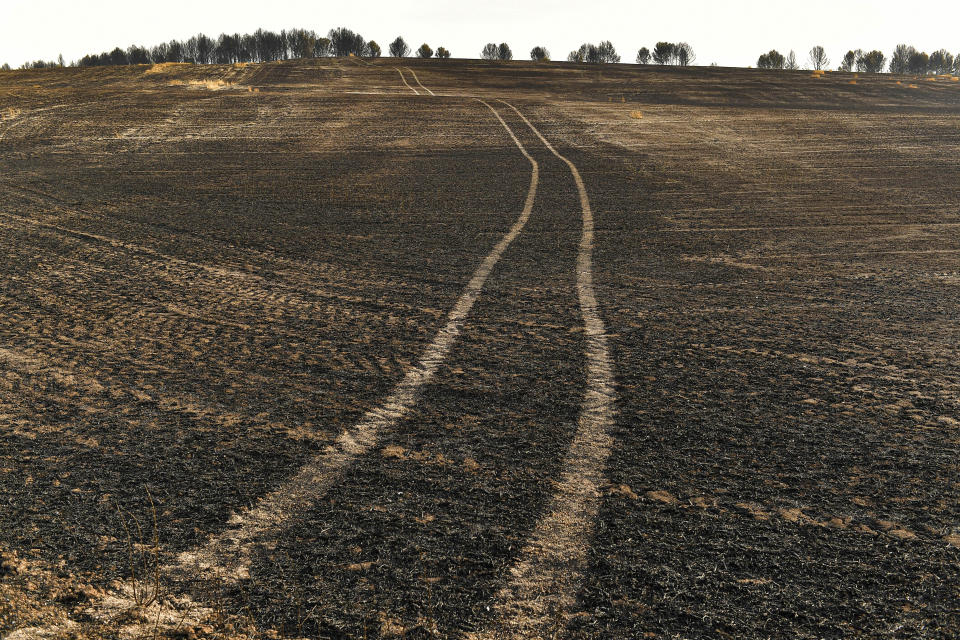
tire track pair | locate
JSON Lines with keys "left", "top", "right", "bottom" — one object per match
{"left": 41, "top": 96, "right": 542, "bottom": 632}
{"left": 174, "top": 97, "right": 537, "bottom": 582}
{"left": 469, "top": 101, "right": 617, "bottom": 639}
{"left": 395, "top": 67, "right": 435, "bottom": 96}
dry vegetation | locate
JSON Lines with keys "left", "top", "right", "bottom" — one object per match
{"left": 1, "top": 58, "right": 959, "bottom": 639}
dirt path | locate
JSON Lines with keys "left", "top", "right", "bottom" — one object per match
{"left": 405, "top": 67, "right": 436, "bottom": 96}
{"left": 394, "top": 67, "right": 419, "bottom": 95}
{"left": 471, "top": 101, "right": 617, "bottom": 639}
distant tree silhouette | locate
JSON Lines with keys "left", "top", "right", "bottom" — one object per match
{"left": 596, "top": 41, "right": 620, "bottom": 63}
{"left": 313, "top": 37, "right": 333, "bottom": 57}
{"left": 1, "top": 63, "right": 10, "bottom": 71}
{"left": 856, "top": 50, "right": 886, "bottom": 73}
{"left": 481, "top": 43, "right": 498, "bottom": 60}
{"left": 329, "top": 27, "right": 368, "bottom": 57}
{"left": 889, "top": 44, "right": 913, "bottom": 74}
{"left": 785, "top": 50, "right": 799, "bottom": 70}
{"left": 676, "top": 42, "right": 695, "bottom": 66}
{"left": 652, "top": 42, "right": 675, "bottom": 65}
{"left": 808, "top": 46, "right": 829, "bottom": 70}
{"left": 126, "top": 45, "right": 150, "bottom": 65}
{"left": 757, "top": 50, "right": 785, "bottom": 69}
{"left": 417, "top": 43, "right": 433, "bottom": 58}
{"left": 497, "top": 43, "right": 513, "bottom": 61}
{"left": 839, "top": 50, "right": 859, "bottom": 72}
{"left": 568, "top": 42, "right": 619, "bottom": 64}
{"left": 954, "top": 54, "right": 960, "bottom": 74}
{"left": 436, "top": 46, "right": 451, "bottom": 59}
{"left": 907, "top": 50, "right": 929, "bottom": 74}
{"left": 530, "top": 46, "right": 550, "bottom": 61}
{"left": 389, "top": 37, "right": 409, "bottom": 58}
{"left": 368, "top": 41, "right": 382, "bottom": 58}
{"left": 929, "top": 49, "right": 953, "bottom": 74}
{"left": 636, "top": 47, "right": 650, "bottom": 64}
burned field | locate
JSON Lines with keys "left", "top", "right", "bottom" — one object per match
{"left": 1, "top": 59, "right": 959, "bottom": 638}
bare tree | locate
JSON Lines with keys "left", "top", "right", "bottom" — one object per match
{"left": 856, "top": 50, "right": 886, "bottom": 73}
{"left": 498, "top": 43, "right": 513, "bottom": 61}
{"left": 481, "top": 43, "right": 498, "bottom": 60}
{"left": 808, "top": 45, "right": 829, "bottom": 70}
{"left": 417, "top": 43, "right": 433, "bottom": 59}
{"left": 652, "top": 42, "right": 675, "bottom": 65}
{"left": 530, "top": 46, "right": 550, "bottom": 61}
{"left": 785, "top": 50, "right": 799, "bottom": 70}
{"left": 436, "top": 46, "right": 451, "bottom": 59}
{"left": 389, "top": 37, "right": 410, "bottom": 58}
{"left": 676, "top": 42, "right": 695, "bottom": 66}
{"left": 636, "top": 47, "right": 650, "bottom": 64}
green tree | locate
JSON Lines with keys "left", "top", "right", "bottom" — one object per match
{"left": 652, "top": 42, "right": 675, "bottom": 65}
{"left": 636, "top": 47, "right": 650, "bottom": 64}
{"left": 889, "top": 44, "right": 913, "bottom": 74}
{"left": 436, "top": 46, "right": 451, "bottom": 59}
{"left": 929, "top": 49, "right": 953, "bottom": 74}
{"left": 856, "top": 50, "right": 886, "bottom": 73}
{"left": 417, "top": 43, "right": 433, "bottom": 58}
{"left": 907, "top": 50, "right": 929, "bottom": 74}
{"left": 368, "top": 41, "right": 381, "bottom": 58}
{"left": 530, "top": 46, "right": 550, "bottom": 61}
{"left": 388, "top": 37, "right": 409, "bottom": 58}
{"left": 839, "top": 50, "right": 860, "bottom": 72}
{"left": 498, "top": 43, "right": 513, "bottom": 61}
{"left": 481, "top": 43, "right": 498, "bottom": 60}
{"left": 757, "top": 50, "right": 785, "bottom": 69}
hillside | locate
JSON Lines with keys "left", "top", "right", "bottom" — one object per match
{"left": 2, "top": 58, "right": 959, "bottom": 639}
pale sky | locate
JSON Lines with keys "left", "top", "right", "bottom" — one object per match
{"left": 1, "top": 0, "right": 957, "bottom": 69}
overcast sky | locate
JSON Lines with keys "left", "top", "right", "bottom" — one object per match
{"left": 1, "top": 0, "right": 957, "bottom": 69}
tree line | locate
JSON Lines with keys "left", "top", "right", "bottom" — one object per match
{"left": 758, "top": 45, "right": 960, "bottom": 74}
{"left": 10, "top": 28, "right": 455, "bottom": 69}
{"left": 7, "top": 31, "right": 958, "bottom": 74}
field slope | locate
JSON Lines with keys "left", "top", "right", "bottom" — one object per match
{"left": 1, "top": 59, "right": 959, "bottom": 639}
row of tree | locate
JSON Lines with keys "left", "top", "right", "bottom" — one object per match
{"left": 635, "top": 42, "right": 696, "bottom": 66}
{"left": 888, "top": 45, "right": 958, "bottom": 75}
{"left": 9, "top": 32, "right": 959, "bottom": 73}
{"left": 758, "top": 45, "right": 960, "bottom": 74}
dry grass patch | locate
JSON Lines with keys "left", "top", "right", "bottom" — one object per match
{"left": 144, "top": 62, "right": 191, "bottom": 75}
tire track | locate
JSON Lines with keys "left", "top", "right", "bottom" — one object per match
{"left": 176, "top": 97, "right": 538, "bottom": 582}
{"left": 471, "top": 101, "right": 617, "bottom": 639}
{"left": 395, "top": 67, "right": 419, "bottom": 95}
{"left": 405, "top": 67, "right": 436, "bottom": 96}
{"left": 48, "top": 98, "right": 542, "bottom": 631}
